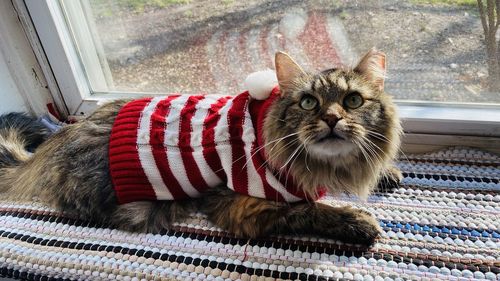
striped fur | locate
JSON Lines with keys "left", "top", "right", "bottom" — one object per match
{"left": 0, "top": 113, "right": 49, "bottom": 170}
{"left": 0, "top": 113, "right": 50, "bottom": 194}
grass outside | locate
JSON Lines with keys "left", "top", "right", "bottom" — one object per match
{"left": 90, "top": 0, "right": 191, "bottom": 17}
{"left": 411, "top": 0, "right": 477, "bottom": 7}
{"left": 90, "top": 0, "right": 479, "bottom": 18}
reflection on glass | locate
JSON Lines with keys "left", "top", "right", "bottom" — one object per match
{"left": 64, "top": 0, "right": 498, "bottom": 103}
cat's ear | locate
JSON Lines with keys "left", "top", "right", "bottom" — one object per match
{"left": 275, "top": 52, "right": 306, "bottom": 96}
{"left": 354, "top": 48, "right": 386, "bottom": 91}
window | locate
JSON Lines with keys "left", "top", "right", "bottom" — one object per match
{"left": 22, "top": 0, "right": 500, "bottom": 140}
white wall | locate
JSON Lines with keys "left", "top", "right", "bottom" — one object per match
{"left": 0, "top": 1, "right": 55, "bottom": 116}
{"left": 0, "top": 49, "right": 29, "bottom": 114}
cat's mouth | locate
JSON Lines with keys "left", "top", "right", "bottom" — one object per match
{"left": 307, "top": 129, "right": 356, "bottom": 158}
{"left": 316, "top": 131, "right": 346, "bottom": 143}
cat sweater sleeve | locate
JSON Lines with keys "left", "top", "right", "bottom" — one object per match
{"left": 108, "top": 88, "right": 324, "bottom": 204}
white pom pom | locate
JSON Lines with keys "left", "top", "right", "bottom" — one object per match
{"left": 244, "top": 69, "right": 278, "bottom": 100}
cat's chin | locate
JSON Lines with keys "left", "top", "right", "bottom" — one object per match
{"left": 307, "top": 140, "right": 356, "bottom": 159}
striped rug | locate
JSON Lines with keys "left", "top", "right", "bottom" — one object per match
{"left": 0, "top": 147, "right": 498, "bottom": 280}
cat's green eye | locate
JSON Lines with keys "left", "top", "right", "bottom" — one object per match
{"left": 300, "top": 95, "right": 318, "bottom": 110}
{"left": 343, "top": 93, "right": 364, "bottom": 109}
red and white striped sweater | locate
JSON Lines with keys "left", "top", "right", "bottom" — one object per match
{"left": 109, "top": 87, "right": 324, "bottom": 204}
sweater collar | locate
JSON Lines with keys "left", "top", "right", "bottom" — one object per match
{"left": 248, "top": 86, "right": 281, "bottom": 157}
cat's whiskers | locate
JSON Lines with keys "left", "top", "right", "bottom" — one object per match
{"left": 264, "top": 133, "right": 316, "bottom": 198}
{"left": 366, "top": 129, "right": 408, "bottom": 162}
{"left": 362, "top": 139, "right": 396, "bottom": 183}
{"left": 266, "top": 115, "right": 286, "bottom": 123}
{"left": 294, "top": 136, "right": 317, "bottom": 198}
{"left": 360, "top": 135, "right": 385, "bottom": 162}
{"left": 365, "top": 131, "right": 393, "bottom": 158}
{"left": 268, "top": 134, "right": 297, "bottom": 154}
{"left": 361, "top": 136, "right": 397, "bottom": 180}
{"left": 273, "top": 140, "right": 303, "bottom": 190}
{"left": 355, "top": 141, "right": 373, "bottom": 171}
{"left": 304, "top": 152, "right": 311, "bottom": 173}
{"left": 225, "top": 130, "right": 307, "bottom": 174}
{"left": 352, "top": 129, "right": 383, "bottom": 159}
{"left": 362, "top": 144, "right": 384, "bottom": 179}
{"left": 284, "top": 137, "right": 310, "bottom": 190}
{"left": 258, "top": 138, "right": 300, "bottom": 171}
{"left": 240, "top": 132, "right": 301, "bottom": 171}
{"left": 302, "top": 136, "right": 313, "bottom": 173}
{"left": 279, "top": 141, "right": 303, "bottom": 171}
{"left": 353, "top": 138, "right": 378, "bottom": 177}
{"left": 342, "top": 125, "right": 382, "bottom": 175}
{"left": 361, "top": 138, "right": 385, "bottom": 171}
{"left": 366, "top": 130, "right": 390, "bottom": 142}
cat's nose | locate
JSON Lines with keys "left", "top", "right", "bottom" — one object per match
{"left": 322, "top": 115, "right": 341, "bottom": 128}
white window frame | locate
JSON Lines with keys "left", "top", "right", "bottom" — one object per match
{"left": 18, "top": 0, "right": 500, "bottom": 151}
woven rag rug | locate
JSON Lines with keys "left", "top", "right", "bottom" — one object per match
{"left": 0, "top": 147, "right": 499, "bottom": 281}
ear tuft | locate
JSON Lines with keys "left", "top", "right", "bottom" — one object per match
{"left": 244, "top": 69, "right": 278, "bottom": 100}
{"left": 354, "top": 48, "right": 386, "bottom": 91}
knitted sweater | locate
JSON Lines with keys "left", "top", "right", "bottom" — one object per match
{"left": 109, "top": 88, "right": 324, "bottom": 204}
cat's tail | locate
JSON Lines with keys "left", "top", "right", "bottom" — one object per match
{"left": 0, "top": 113, "right": 50, "bottom": 192}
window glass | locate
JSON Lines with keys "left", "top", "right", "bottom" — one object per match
{"left": 61, "top": 0, "right": 499, "bottom": 103}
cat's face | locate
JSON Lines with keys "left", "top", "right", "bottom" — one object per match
{"left": 264, "top": 50, "right": 401, "bottom": 178}
{"left": 274, "top": 68, "right": 392, "bottom": 159}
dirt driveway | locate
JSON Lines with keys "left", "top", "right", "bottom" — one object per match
{"left": 88, "top": 0, "right": 495, "bottom": 103}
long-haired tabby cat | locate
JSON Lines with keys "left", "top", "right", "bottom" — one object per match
{"left": 0, "top": 50, "right": 401, "bottom": 245}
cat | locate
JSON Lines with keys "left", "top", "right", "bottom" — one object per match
{"left": 0, "top": 50, "right": 402, "bottom": 245}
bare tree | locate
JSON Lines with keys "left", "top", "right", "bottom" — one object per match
{"left": 477, "top": 0, "right": 500, "bottom": 91}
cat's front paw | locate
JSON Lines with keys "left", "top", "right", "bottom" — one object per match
{"left": 338, "top": 208, "right": 381, "bottom": 245}
{"left": 313, "top": 205, "right": 381, "bottom": 245}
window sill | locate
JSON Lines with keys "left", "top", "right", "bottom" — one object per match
{"left": 398, "top": 102, "right": 500, "bottom": 137}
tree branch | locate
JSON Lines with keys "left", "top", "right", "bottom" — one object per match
{"left": 487, "top": 0, "right": 495, "bottom": 35}
{"left": 478, "top": 0, "right": 490, "bottom": 35}
{"left": 492, "top": 0, "right": 499, "bottom": 57}
{"left": 497, "top": 0, "right": 500, "bottom": 26}
{"left": 494, "top": 1, "right": 499, "bottom": 30}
